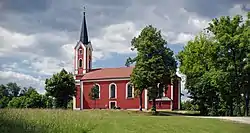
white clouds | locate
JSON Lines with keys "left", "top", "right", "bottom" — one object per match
{"left": 29, "top": 56, "right": 73, "bottom": 75}
{"left": 163, "top": 32, "right": 194, "bottom": 45}
{"left": 0, "top": 25, "right": 75, "bottom": 74}
{"left": 0, "top": 70, "right": 45, "bottom": 94}
{"left": 188, "top": 17, "right": 210, "bottom": 30}
{"left": 228, "top": 4, "right": 249, "bottom": 20}
{"left": 91, "top": 21, "right": 138, "bottom": 60}
{"left": 0, "top": 26, "right": 35, "bottom": 52}
{"left": 0, "top": 0, "right": 248, "bottom": 95}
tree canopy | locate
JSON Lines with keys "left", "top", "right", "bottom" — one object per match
{"left": 127, "top": 25, "right": 177, "bottom": 112}
{"left": 177, "top": 12, "right": 250, "bottom": 116}
{"left": 45, "top": 69, "right": 75, "bottom": 109}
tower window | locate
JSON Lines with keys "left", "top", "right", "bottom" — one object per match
{"left": 79, "top": 49, "right": 82, "bottom": 54}
{"left": 79, "top": 59, "right": 82, "bottom": 68}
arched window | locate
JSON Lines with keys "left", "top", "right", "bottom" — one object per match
{"left": 94, "top": 84, "right": 100, "bottom": 99}
{"left": 157, "top": 83, "right": 165, "bottom": 97}
{"left": 109, "top": 83, "right": 117, "bottom": 99}
{"left": 79, "top": 59, "right": 82, "bottom": 68}
{"left": 126, "top": 83, "right": 133, "bottom": 98}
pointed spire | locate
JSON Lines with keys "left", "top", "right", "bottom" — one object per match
{"left": 80, "top": 6, "right": 89, "bottom": 44}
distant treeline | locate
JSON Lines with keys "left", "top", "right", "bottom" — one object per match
{"left": 0, "top": 69, "right": 75, "bottom": 109}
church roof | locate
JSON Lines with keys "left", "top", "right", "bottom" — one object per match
{"left": 80, "top": 8, "right": 89, "bottom": 44}
{"left": 81, "top": 66, "right": 134, "bottom": 81}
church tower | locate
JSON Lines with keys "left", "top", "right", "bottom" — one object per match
{"left": 73, "top": 8, "right": 93, "bottom": 110}
{"left": 74, "top": 9, "right": 93, "bottom": 78}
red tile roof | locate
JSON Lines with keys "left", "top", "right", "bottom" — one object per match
{"left": 81, "top": 66, "right": 134, "bottom": 80}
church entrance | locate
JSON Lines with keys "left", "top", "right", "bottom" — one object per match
{"left": 109, "top": 101, "right": 116, "bottom": 109}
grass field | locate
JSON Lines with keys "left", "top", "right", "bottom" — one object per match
{"left": 0, "top": 109, "right": 249, "bottom": 133}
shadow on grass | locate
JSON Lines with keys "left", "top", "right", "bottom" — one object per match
{"left": 0, "top": 114, "right": 97, "bottom": 133}
{"left": 0, "top": 118, "right": 47, "bottom": 133}
{"left": 123, "top": 109, "right": 201, "bottom": 116}
{"left": 155, "top": 111, "right": 201, "bottom": 116}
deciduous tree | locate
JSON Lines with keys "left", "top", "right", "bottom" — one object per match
{"left": 127, "top": 25, "right": 177, "bottom": 112}
{"left": 45, "top": 69, "right": 75, "bottom": 109}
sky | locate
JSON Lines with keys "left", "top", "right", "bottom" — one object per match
{"left": 0, "top": 0, "right": 249, "bottom": 100}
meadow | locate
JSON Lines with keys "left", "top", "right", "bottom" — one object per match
{"left": 0, "top": 109, "right": 249, "bottom": 133}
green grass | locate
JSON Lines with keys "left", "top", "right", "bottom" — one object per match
{"left": 0, "top": 109, "right": 249, "bottom": 133}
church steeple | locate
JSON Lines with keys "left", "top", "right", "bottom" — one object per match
{"left": 80, "top": 7, "right": 89, "bottom": 44}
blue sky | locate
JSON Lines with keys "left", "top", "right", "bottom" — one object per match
{"left": 0, "top": 0, "right": 249, "bottom": 100}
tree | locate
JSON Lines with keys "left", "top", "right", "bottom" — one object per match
{"left": 88, "top": 83, "right": 100, "bottom": 109}
{"left": 6, "top": 82, "right": 21, "bottom": 98}
{"left": 24, "top": 89, "right": 43, "bottom": 108}
{"left": 241, "top": 12, "right": 250, "bottom": 116}
{"left": 177, "top": 12, "right": 250, "bottom": 116}
{"left": 206, "top": 14, "right": 249, "bottom": 116}
{"left": 8, "top": 96, "right": 26, "bottom": 108}
{"left": 130, "top": 63, "right": 147, "bottom": 111}
{"left": 41, "top": 95, "right": 53, "bottom": 108}
{"left": 0, "top": 83, "right": 22, "bottom": 108}
{"left": 0, "top": 84, "right": 10, "bottom": 108}
{"left": 127, "top": 25, "right": 177, "bottom": 112}
{"left": 45, "top": 69, "right": 76, "bottom": 109}
{"left": 7, "top": 87, "right": 44, "bottom": 108}
{"left": 177, "top": 32, "right": 222, "bottom": 115}
{"left": 181, "top": 100, "right": 199, "bottom": 111}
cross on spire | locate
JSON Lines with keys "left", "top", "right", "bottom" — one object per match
{"left": 83, "top": 6, "right": 86, "bottom": 15}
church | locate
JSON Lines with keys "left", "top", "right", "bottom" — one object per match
{"left": 72, "top": 11, "right": 181, "bottom": 110}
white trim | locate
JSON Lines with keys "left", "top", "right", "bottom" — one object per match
{"left": 75, "top": 41, "right": 87, "bottom": 74}
{"left": 75, "top": 41, "right": 84, "bottom": 51}
{"left": 109, "top": 83, "right": 117, "bottom": 99}
{"left": 75, "top": 42, "right": 84, "bottom": 74}
{"left": 74, "top": 108, "right": 81, "bottom": 110}
{"left": 171, "top": 85, "right": 173, "bottom": 100}
{"left": 145, "top": 89, "right": 148, "bottom": 110}
{"left": 83, "top": 46, "right": 86, "bottom": 74}
{"left": 80, "top": 81, "right": 83, "bottom": 109}
{"left": 125, "top": 82, "right": 134, "bottom": 99}
{"left": 83, "top": 78, "right": 130, "bottom": 82}
{"left": 73, "top": 96, "right": 76, "bottom": 110}
{"left": 74, "top": 48, "right": 77, "bottom": 74}
{"left": 163, "top": 84, "right": 166, "bottom": 97}
{"left": 178, "top": 80, "right": 181, "bottom": 110}
{"left": 75, "top": 80, "right": 80, "bottom": 85}
{"left": 109, "top": 101, "right": 117, "bottom": 109}
{"left": 88, "top": 42, "right": 93, "bottom": 51}
{"left": 171, "top": 84, "right": 173, "bottom": 110}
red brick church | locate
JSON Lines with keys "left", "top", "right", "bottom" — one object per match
{"left": 73, "top": 11, "right": 181, "bottom": 110}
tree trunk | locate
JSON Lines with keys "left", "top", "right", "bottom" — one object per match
{"left": 63, "top": 99, "right": 68, "bottom": 109}
{"left": 245, "top": 92, "right": 249, "bottom": 116}
{"left": 152, "top": 98, "right": 156, "bottom": 112}
{"left": 139, "top": 92, "right": 143, "bottom": 111}
{"left": 229, "top": 102, "right": 233, "bottom": 116}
